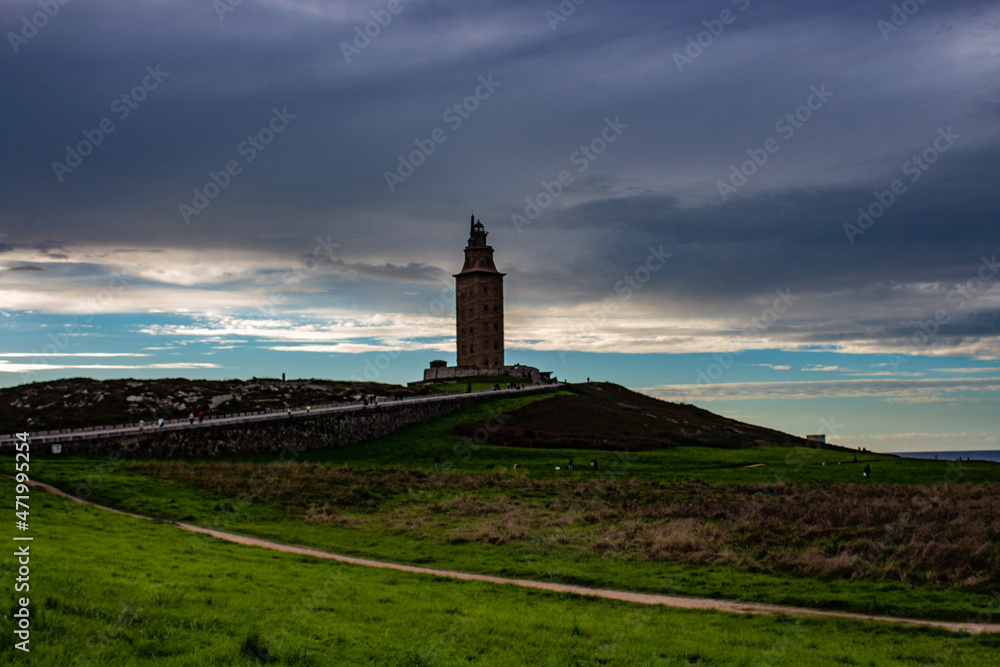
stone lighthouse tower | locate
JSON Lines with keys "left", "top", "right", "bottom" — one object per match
{"left": 455, "top": 215, "right": 505, "bottom": 368}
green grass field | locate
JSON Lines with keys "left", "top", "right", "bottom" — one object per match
{"left": 25, "top": 390, "right": 1000, "bottom": 631}
{"left": 3, "top": 489, "right": 999, "bottom": 666}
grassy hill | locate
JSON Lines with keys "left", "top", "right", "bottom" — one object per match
{"left": 17, "top": 382, "right": 1000, "bottom": 663}
{"left": 28, "top": 390, "right": 1000, "bottom": 622}
{"left": 5, "top": 378, "right": 835, "bottom": 456}
{"left": 453, "top": 382, "right": 838, "bottom": 451}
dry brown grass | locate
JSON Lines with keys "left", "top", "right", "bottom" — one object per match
{"left": 301, "top": 503, "right": 361, "bottom": 527}
{"left": 447, "top": 507, "right": 534, "bottom": 545}
{"left": 133, "top": 461, "right": 1000, "bottom": 588}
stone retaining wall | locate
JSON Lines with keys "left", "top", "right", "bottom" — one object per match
{"left": 40, "top": 394, "right": 499, "bottom": 458}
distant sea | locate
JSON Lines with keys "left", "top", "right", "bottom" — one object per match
{"left": 895, "top": 450, "right": 1000, "bottom": 463}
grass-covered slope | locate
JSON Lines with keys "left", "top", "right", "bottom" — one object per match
{"left": 6, "top": 489, "right": 998, "bottom": 666}
{"left": 453, "top": 382, "right": 844, "bottom": 451}
{"left": 27, "top": 390, "right": 1000, "bottom": 623}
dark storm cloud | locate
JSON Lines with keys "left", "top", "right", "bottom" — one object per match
{"left": 507, "top": 142, "right": 999, "bottom": 301}
{"left": 2, "top": 0, "right": 998, "bottom": 357}
{"left": 317, "top": 259, "right": 447, "bottom": 284}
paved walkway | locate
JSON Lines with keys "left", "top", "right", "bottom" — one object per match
{"left": 30, "top": 480, "right": 1000, "bottom": 635}
{"left": 1, "top": 384, "right": 558, "bottom": 446}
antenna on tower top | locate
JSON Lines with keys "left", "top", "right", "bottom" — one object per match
{"left": 470, "top": 211, "right": 475, "bottom": 234}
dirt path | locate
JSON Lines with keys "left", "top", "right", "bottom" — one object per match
{"left": 33, "top": 480, "right": 1000, "bottom": 635}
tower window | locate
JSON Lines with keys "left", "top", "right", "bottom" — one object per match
{"left": 493, "top": 323, "right": 498, "bottom": 331}
{"left": 469, "top": 326, "right": 473, "bottom": 333}
{"left": 494, "top": 342, "right": 498, "bottom": 350}
{"left": 470, "top": 345, "right": 474, "bottom": 353}
{"left": 483, "top": 286, "right": 488, "bottom": 294}
{"left": 483, "top": 304, "right": 488, "bottom": 312}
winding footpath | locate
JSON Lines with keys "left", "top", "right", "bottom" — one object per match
{"left": 32, "top": 480, "right": 1000, "bottom": 635}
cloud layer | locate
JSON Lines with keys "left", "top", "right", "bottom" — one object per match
{"left": 3, "top": 1, "right": 999, "bottom": 451}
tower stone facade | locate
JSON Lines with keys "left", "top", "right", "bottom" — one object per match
{"left": 455, "top": 215, "right": 504, "bottom": 367}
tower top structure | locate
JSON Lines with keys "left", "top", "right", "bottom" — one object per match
{"left": 457, "top": 216, "right": 503, "bottom": 275}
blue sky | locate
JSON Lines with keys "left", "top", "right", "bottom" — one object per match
{"left": 2, "top": 0, "right": 998, "bottom": 452}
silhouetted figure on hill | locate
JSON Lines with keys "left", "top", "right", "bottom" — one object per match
{"left": 434, "top": 455, "right": 441, "bottom": 470}
{"left": 591, "top": 459, "right": 598, "bottom": 471}
{"left": 864, "top": 464, "right": 871, "bottom": 479}
{"left": 567, "top": 458, "right": 573, "bottom": 471}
